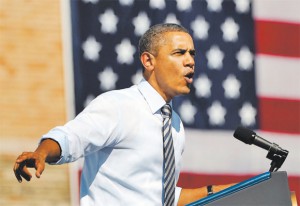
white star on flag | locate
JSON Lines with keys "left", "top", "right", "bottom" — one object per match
{"left": 99, "top": 9, "right": 118, "bottom": 34}
{"left": 190, "top": 16, "right": 210, "bottom": 40}
{"left": 149, "top": 0, "right": 166, "bottom": 9}
{"left": 119, "top": 0, "right": 134, "bottom": 6}
{"left": 115, "top": 39, "right": 136, "bottom": 64}
{"left": 222, "top": 74, "right": 241, "bottom": 99}
{"left": 98, "top": 67, "right": 118, "bottom": 91}
{"left": 176, "top": 0, "right": 193, "bottom": 11}
{"left": 194, "top": 74, "right": 212, "bottom": 98}
{"left": 207, "top": 101, "right": 227, "bottom": 126}
{"left": 132, "top": 12, "right": 151, "bottom": 36}
{"left": 179, "top": 100, "right": 197, "bottom": 124}
{"left": 82, "top": 36, "right": 102, "bottom": 61}
{"left": 165, "top": 13, "right": 180, "bottom": 24}
{"left": 234, "top": 0, "right": 250, "bottom": 13}
{"left": 221, "top": 17, "right": 240, "bottom": 42}
{"left": 206, "top": 0, "right": 223, "bottom": 12}
{"left": 236, "top": 46, "right": 254, "bottom": 70}
{"left": 239, "top": 102, "right": 257, "bottom": 126}
{"left": 206, "top": 45, "right": 224, "bottom": 70}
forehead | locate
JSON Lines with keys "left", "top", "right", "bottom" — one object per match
{"left": 161, "top": 31, "right": 194, "bottom": 49}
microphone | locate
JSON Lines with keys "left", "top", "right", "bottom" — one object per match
{"left": 233, "top": 126, "right": 286, "bottom": 155}
{"left": 233, "top": 126, "right": 289, "bottom": 171}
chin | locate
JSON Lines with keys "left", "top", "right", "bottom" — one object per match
{"left": 173, "top": 85, "right": 191, "bottom": 97}
{"left": 179, "top": 87, "right": 191, "bottom": 95}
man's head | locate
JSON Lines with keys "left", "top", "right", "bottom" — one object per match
{"left": 139, "top": 23, "right": 195, "bottom": 102}
{"left": 138, "top": 23, "right": 189, "bottom": 57}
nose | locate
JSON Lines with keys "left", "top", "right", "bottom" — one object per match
{"left": 185, "top": 52, "right": 195, "bottom": 69}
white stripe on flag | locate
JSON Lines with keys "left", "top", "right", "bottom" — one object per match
{"left": 255, "top": 55, "right": 300, "bottom": 99}
{"left": 181, "top": 129, "right": 300, "bottom": 175}
{"left": 253, "top": 0, "right": 300, "bottom": 23}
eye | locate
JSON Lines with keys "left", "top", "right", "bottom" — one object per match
{"left": 173, "top": 49, "right": 186, "bottom": 55}
{"left": 189, "top": 50, "right": 196, "bottom": 57}
{"left": 179, "top": 50, "right": 186, "bottom": 54}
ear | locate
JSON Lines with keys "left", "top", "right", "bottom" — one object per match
{"left": 140, "top": 52, "right": 155, "bottom": 72}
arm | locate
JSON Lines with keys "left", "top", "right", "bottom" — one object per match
{"left": 177, "top": 184, "right": 235, "bottom": 206}
{"left": 13, "top": 138, "right": 61, "bottom": 182}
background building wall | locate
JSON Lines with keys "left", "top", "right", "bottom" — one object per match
{"left": 0, "top": 0, "right": 70, "bottom": 205}
{"left": 0, "top": 0, "right": 66, "bottom": 138}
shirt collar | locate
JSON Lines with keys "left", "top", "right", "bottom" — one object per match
{"left": 137, "top": 79, "right": 172, "bottom": 114}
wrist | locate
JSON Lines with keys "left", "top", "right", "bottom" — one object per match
{"left": 207, "top": 185, "right": 213, "bottom": 196}
{"left": 36, "top": 139, "right": 61, "bottom": 163}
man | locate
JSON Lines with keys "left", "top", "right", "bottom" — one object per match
{"left": 14, "top": 23, "right": 231, "bottom": 206}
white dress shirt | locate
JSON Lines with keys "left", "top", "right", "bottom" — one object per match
{"left": 42, "top": 79, "right": 186, "bottom": 205}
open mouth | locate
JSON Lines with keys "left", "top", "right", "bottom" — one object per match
{"left": 185, "top": 72, "right": 194, "bottom": 84}
{"left": 186, "top": 72, "right": 194, "bottom": 79}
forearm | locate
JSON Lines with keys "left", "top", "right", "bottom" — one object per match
{"left": 178, "top": 184, "right": 235, "bottom": 206}
{"left": 35, "top": 138, "right": 61, "bottom": 163}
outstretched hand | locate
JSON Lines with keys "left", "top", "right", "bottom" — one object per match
{"left": 13, "top": 151, "right": 47, "bottom": 182}
{"left": 13, "top": 138, "right": 61, "bottom": 183}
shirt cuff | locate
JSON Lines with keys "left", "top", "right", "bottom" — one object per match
{"left": 40, "top": 127, "right": 69, "bottom": 165}
{"left": 175, "top": 186, "right": 182, "bottom": 206}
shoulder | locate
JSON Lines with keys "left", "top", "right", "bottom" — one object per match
{"left": 87, "top": 85, "right": 141, "bottom": 109}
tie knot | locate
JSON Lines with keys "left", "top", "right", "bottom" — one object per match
{"left": 161, "top": 104, "right": 172, "bottom": 118}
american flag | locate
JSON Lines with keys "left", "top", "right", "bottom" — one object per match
{"left": 68, "top": 0, "right": 300, "bottom": 204}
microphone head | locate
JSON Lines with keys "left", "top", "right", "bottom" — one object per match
{"left": 233, "top": 126, "right": 256, "bottom": 145}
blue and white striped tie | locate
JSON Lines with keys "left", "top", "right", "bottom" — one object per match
{"left": 161, "top": 104, "right": 175, "bottom": 206}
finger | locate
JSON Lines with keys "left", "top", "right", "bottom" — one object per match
{"left": 18, "top": 162, "right": 32, "bottom": 181}
{"left": 13, "top": 162, "right": 23, "bottom": 183}
{"left": 14, "top": 162, "right": 32, "bottom": 182}
{"left": 34, "top": 159, "right": 45, "bottom": 178}
{"left": 15, "top": 152, "right": 34, "bottom": 164}
{"left": 13, "top": 155, "right": 28, "bottom": 182}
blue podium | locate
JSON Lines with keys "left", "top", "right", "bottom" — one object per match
{"left": 186, "top": 171, "right": 293, "bottom": 206}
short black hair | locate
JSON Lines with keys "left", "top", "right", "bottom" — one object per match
{"left": 138, "top": 23, "right": 190, "bottom": 57}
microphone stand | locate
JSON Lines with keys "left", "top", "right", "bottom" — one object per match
{"left": 266, "top": 143, "right": 289, "bottom": 172}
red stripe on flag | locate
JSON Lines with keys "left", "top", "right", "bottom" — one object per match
{"left": 259, "top": 97, "right": 300, "bottom": 134}
{"left": 255, "top": 20, "right": 300, "bottom": 57}
{"left": 178, "top": 172, "right": 300, "bottom": 204}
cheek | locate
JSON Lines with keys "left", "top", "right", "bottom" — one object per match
{"left": 156, "top": 60, "right": 183, "bottom": 83}
{"left": 165, "top": 61, "right": 182, "bottom": 75}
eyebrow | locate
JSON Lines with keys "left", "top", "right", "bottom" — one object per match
{"left": 175, "top": 48, "right": 196, "bottom": 55}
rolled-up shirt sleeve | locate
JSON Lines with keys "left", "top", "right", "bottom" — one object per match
{"left": 40, "top": 127, "right": 70, "bottom": 165}
{"left": 39, "top": 93, "right": 121, "bottom": 165}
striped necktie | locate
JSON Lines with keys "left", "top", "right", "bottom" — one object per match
{"left": 161, "top": 104, "right": 175, "bottom": 206}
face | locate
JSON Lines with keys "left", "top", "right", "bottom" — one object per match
{"left": 147, "top": 31, "right": 195, "bottom": 102}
